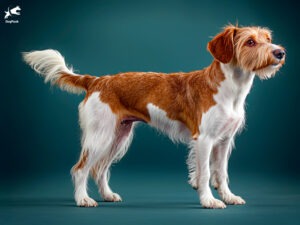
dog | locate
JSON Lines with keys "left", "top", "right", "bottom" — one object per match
{"left": 23, "top": 25, "right": 285, "bottom": 209}
{"left": 4, "top": 6, "right": 21, "bottom": 19}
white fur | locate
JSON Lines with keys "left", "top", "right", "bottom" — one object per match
{"left": 146, "top": 72, "right": 251, "bottom": 207}
{"left": 66, "top": 64, "right": 252, "bottom": 208}
{"left": 79, "top": 92, "right": 117, "bottom": 153}
{"left": 25, "top": 49, "right": 273, "bottom": 209}
{"left": 255, "top": 43, "right": 284, "bottom": 79}
{"left": 187, "top": 63, "right": 253, "bottom": 207}
{"left": 146, "top": 103, "right": 191, "bottom": 143}
{"left": 72, "top": 92, "right": 135, "bottom": 206}
{"left": 23, "top": 49, "right": 83, "bottom": 94}
{"left": 72, "top": 92, "right": 116, "bottom": 206}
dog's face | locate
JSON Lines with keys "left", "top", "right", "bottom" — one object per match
{"left": 208, "top": 26, "right": 285, "bottom": 79}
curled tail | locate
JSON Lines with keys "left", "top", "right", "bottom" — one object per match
{"left": 22, "top": 49, "right": 96, "bottom": 94}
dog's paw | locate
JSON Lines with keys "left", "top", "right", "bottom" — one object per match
{"left": 191, "top": 184, "right": 198, "bottom": 190}
{"left": 201, "top": 197, "right": 226, "bottom": 209}
{"left": 210, "top": 175, "right": 219, "bottom": 190}
{"left": 189, "top": 179, "right": 198, "bottom": 190}
{"left": 103, "top": 192, "right": 122, "bottom": 202}
{"left": 222, "top": 194, "right": 246, "bottom": 205}
{"left": 77, "top": 197, "right": 98, "bottom": 207}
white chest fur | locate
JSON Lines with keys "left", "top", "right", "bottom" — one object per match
{"left": 146, "top": 63, "right": 255, "bottom": 143}
{"left": 200, "top": 63, "right": 255, "bottom": 141}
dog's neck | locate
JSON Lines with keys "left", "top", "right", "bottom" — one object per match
{"left": 220, "top": 62, "right": 255, "bottom": 86}
{"left": 216, "top": 61, "right": 255, "bottom": 113}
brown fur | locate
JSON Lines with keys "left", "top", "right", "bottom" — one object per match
{"left": 58, "top": 61, "right": 225, "bottom": 139}
{"left": 23, "top": 25, "right": 286, "bottom": 208}
{"left": 73, "top": 150, "right": 89, "bottom": 171}
{"left": 207, "top": 26, "right": 235, "bottom": 63}
{"left": 56, "top": 25, "right": 285, "bottom": 139}
{"left": 58, "top": 73, "right": 96, "bottom": 92}
{"left": 233, "top": 26, "right": 284, "bottom": 77}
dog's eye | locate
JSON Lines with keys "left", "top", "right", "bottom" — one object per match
{"left": 266, "top": 37, "right": 271, "bottom": 42}
{"left": 246, "top": 39, "right": 256, "bottom": 47}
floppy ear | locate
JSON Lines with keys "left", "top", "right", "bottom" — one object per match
{"left": 207, "top": 27, "right": 236, "bottom": 63}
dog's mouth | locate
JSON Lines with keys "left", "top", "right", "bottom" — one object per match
{"left": 254, "top": 59, "right": 284, "bottom": 72}
{"left": 272, "top": 58, "right": 285, "bottom": 66}
{"left": 271, "top": 63, "right": 282, "bottom": 68}
{"left": 254, "top": 62, "right": 283, "bottom": 80}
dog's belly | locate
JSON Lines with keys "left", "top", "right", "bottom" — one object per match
{"left": 146, "top": 103, "right": 243, "bottom": 143}
{"left": 146, "top": 103, "right": 191, "bottom": 143}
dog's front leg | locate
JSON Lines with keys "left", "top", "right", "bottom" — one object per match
{"left": 211, "top": 138, "right": 246, "bottom": 205}
{"left": 193, "top": 136, "right": 226, "bottom": 209}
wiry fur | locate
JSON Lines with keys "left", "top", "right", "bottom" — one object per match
{"left": 23, "top": 25, "right": 285, "bottom": 209}
{"left": 147, "top": 103, "right": 191, "bottom": 143}
{"left": 22, "top": 50, "right": 83, "bottom": 94}
{"left": 233, "top": 26, "right": 284, "bottom": 79}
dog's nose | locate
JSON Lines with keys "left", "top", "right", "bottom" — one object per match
{"left": 273, "top": 49, "right": 285, "bottom": 60}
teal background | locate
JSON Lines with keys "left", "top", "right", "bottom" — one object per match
{"left": 1, "top": 0, "right": 299, "bottom": 224}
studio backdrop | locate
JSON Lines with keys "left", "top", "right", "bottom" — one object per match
{"left": 1, "top": 0, "right": 299, "bottom": 182}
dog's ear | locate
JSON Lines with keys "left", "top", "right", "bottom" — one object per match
{"left": 207, "top": 26, "right": 236, "bottom": 64}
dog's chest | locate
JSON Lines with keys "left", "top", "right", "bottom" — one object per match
{"left": 145, "top": 66, "right": 254, "bottom": 142}
{"left": 200, "top": 104, "right": 244, "bottom": 140}
{"left": 200, "top": 76, "right": 252, "bottom": 140}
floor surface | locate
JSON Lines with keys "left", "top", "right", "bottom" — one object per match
{"left": 1, "top": 171, "right": 299, "bottom": 225}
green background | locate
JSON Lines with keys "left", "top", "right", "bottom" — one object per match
{"left": 1, "top": 0, "right": 299, "bottom": 224}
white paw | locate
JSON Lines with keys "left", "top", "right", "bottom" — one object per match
{"left": 103, "top": 192, "right": 122, "bottom": 202}
{"left": 189, "top": 178, "right": 199, "bottom": 190}
{"left": 77, "top": 197, "right": 98, "bottom": 207}
{"left": 201, "top": 197, "right": 226, "bottom": 209}
{"left": 222, "top": 193, "right": 246, "bottom": 205}
{"left": 210, "top": 175, "right": 219, "bottom": 190}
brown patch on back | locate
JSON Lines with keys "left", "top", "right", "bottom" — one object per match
{"left": 85, "top": 61, "right": 225, "bottom": 139}
{"left": 73, "top": 150, "right": 89, "bottom": 171}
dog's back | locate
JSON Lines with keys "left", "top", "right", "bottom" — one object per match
{"left": 23, "top": 25, "right": 285, "bottom": 209}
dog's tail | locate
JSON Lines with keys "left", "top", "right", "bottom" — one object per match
{"left": 22, "top": 49, "right": 96, "bottom": 94}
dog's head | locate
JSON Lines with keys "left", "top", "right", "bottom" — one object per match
{"left": 207, "top": 25, "right": 285, "bottom": 79}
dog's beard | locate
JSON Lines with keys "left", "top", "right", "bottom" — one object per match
{"left": 254, "top": 64, "right": 282, "bottom": 80}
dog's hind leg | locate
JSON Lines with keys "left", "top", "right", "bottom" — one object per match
{"left": 91, "top": 121, "right": 135, "bottom": 202}
{"left": 71, "top": 92, "right": 118, "bottom": 207}
{"left": 71, "top": 148, "right": 99, "bottom": 207}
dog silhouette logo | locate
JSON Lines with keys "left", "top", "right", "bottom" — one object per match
{"left": 4, "top": 6, "right": 21, "bottom": 19}
{"left": 4, "top": 5, "right": 21, "bottom": 24}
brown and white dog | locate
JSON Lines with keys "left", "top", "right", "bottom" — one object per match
{"left": 23, "top": 25, "right": 285, "bottom": 209}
